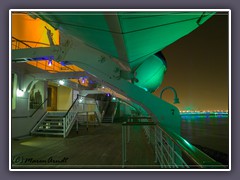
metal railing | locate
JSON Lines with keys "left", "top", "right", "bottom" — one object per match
{"left": 94, "top": 102, "right": 102, "bottom": 123}
{"left": 12, "top": 37, "right": 49, "bottom": 50}
{"left": 122, "top": 121, "right": 156, "bottom": 168}
{"left": 63, "top": 95, "right": 80, "bottom": 138}
{"left": 143, "top": 120, "right": 226, "bottom": 169}
{"left": 143, "top": 125, "right": 189, "bottom": 168}
{"left": 63, "top": 96, "right": 102, "bottom": 137}
{"left": 12, "top": 98, "right": 48, "bottom": 118}
{"left": 111, "top": 102, "right": 118, "bottom": 123}
{"left": 123, "top": 116, "right": 226, "bottom": 169}
{"left": 75, "top": 111, "right": 100, "bottom": 132}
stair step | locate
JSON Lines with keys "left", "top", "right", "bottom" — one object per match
{"left": 31, "top": 132, "right": 63, "bottom": 136}
{"left": 37, "top": 128, "right": 64, "bottom": 132}
{"left": 43, "top": 120, "right": 63, "bottom": 123}
{"left": 41, "top": 123, "right": 63, "bottom": 126}
{"left": 103, "top": 117, "right": 112, "bottom": 119}
{"left": 102, "top": 120, "right": 112, "bottom": 123}
{"left": 47, "top": 115, "right": 64, "bottom": 117}
{"left": 39, "top": 125, "right": 63, "bottom": 128}
{"left": 45, "top": 117, "right": 63, "bottom": 120}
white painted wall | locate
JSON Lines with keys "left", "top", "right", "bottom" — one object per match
{"left": 72, "top": 89, "right": 79, "bottom": 101}
{"left": 12, "top": 108, "right": 46, "bottom": 138}
{"left": 57, "top": 86, "right": 72, "bottom": 111}
{"left": 11, "top": 73, "right": 48, "bottom": 138}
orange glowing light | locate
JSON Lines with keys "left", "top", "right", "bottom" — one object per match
{"left": 12, "top": 12, "right": 59, "bottom": 49}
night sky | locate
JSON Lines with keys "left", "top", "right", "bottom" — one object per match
{"left": 153, "top": 12, "right": 229, "bottom": 111}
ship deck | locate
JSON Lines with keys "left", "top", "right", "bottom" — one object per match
{"left": 11, "top": 123, "right": 158, "bottom": 169}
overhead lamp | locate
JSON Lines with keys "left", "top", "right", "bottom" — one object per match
{"left": 16, "top": 89, "right": 24, "bottom": 97}
{"left": 48, "top": 59, "right": 52, "bottom": 66}
{"left": 160, "top": 86, "right": 180, "bottom": 104}
{"left": 59, "top": 80, "right": 65, "bottom": 85}
{"left": 81, "top": 78, "right": 85, "bottom": 84}
{"left": 79, "top": 97, "right": 84, "bottom": 103}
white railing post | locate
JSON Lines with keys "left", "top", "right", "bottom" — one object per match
{"left": 86, "top": 111, "right": 89, "bottom": 131}
{"left": 63, "top": 117, "right": 66, "bottom": 138}
{"left": 127, "top": 117, "right": 130, "bottom": 143}
{"left": 154, "top": 125, "right": 157, "bottom": 163}
{"left": 160, "top": 129, "right": 163, "bottom": 167}
{"left": 122, "top": 124, "right": 127, "bottom": 168}
{"left": 171, "top": 140, "right": 175, "bottom": 167}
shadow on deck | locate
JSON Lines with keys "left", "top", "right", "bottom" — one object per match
{"left": 11, "top": 123, "right": 159, "bottom": 169}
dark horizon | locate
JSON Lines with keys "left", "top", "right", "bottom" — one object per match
{"left": 153, "top": 12, "right": 229, "bottom": 111}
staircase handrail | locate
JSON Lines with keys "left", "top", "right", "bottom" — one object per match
{"left": 102, "top": 100, "right": 110, "bottom": 117}
{"left": 64, "top": 95, "right": 79, "bottom": 117}
{"left": 12, "top": 98, "right": 48, "bottom": 118}
{"left": 94, "top": 100, "right": 102, "bottom": 122}
{"left": 30, "top": 111, "right": 48, "bottom": 134}
{"left": 111, "top": 102, "right": 118, "bottom": 123}
{"left": 63, "top": 95, "right": 80, "bottom": 137}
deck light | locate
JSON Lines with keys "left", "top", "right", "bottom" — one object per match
{"left": 59, "top": 80, "right": 64, "bottom": 85}
{"left": 48, "top": 59, "right": 52, "bottom": 66}
{"left": 160, "top": 86, "right": 180, "bottom": 104}
{"left": 16, "top": 89, "right": 24, "bottom": 97}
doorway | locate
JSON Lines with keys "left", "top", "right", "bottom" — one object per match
{"left": 47, "top": 85, "right": 57, "bottom": 111}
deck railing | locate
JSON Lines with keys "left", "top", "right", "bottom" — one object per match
{"left": 63, "top": 96, "right": 102, "bottom": 137}
{"left": 123, "top": 116, "right": 226, "bottom": 169}
{"left": 63, "top": 95, "right": 80, "bottom": 138}
{"left": 12, "top": 37, "right": 49, "bottom": 50}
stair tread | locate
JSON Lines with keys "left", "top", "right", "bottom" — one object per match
{"left": 39, "top": 126, "right": 63, "bottom": 129}
{"left": 39, "top": 125, "right": 63, "bottom": 127}
{"left": 43, "top": 120, "right": 63, "bottom": 123}
{"left": 37, "top": 128, "right": 64, "bottom": 131}
{"left": 31, "top": 132, "right": 63, "bottom": 135}
{"left": 47, "top": 116, "right": 65, "bottom": 117}
{"left": 45, "top": 117, "right": 63, "bottom": 119}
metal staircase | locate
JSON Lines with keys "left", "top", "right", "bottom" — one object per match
{"left": 31, "top": 112, "right": 65, "bottom": 136}
{"left": 31, "top": 96, "right": 102, "bottom": 137}
{"left": 102, "top": 102, "right": 117, "bottom": 123}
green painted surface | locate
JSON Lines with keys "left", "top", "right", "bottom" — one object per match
{"left": 135, "top": 55, "right": 166, "bottom": 92}
{"left": 31, "top": 11, "right": 215, "bottom": 70}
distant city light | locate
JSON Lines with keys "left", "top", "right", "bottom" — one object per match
{"left": 180, "top": 110, "right": 228, "bottom": 118}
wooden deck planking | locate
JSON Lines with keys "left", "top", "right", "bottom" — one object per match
{"left": 11, "top": 123, "right": 158, "bottom": 169}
